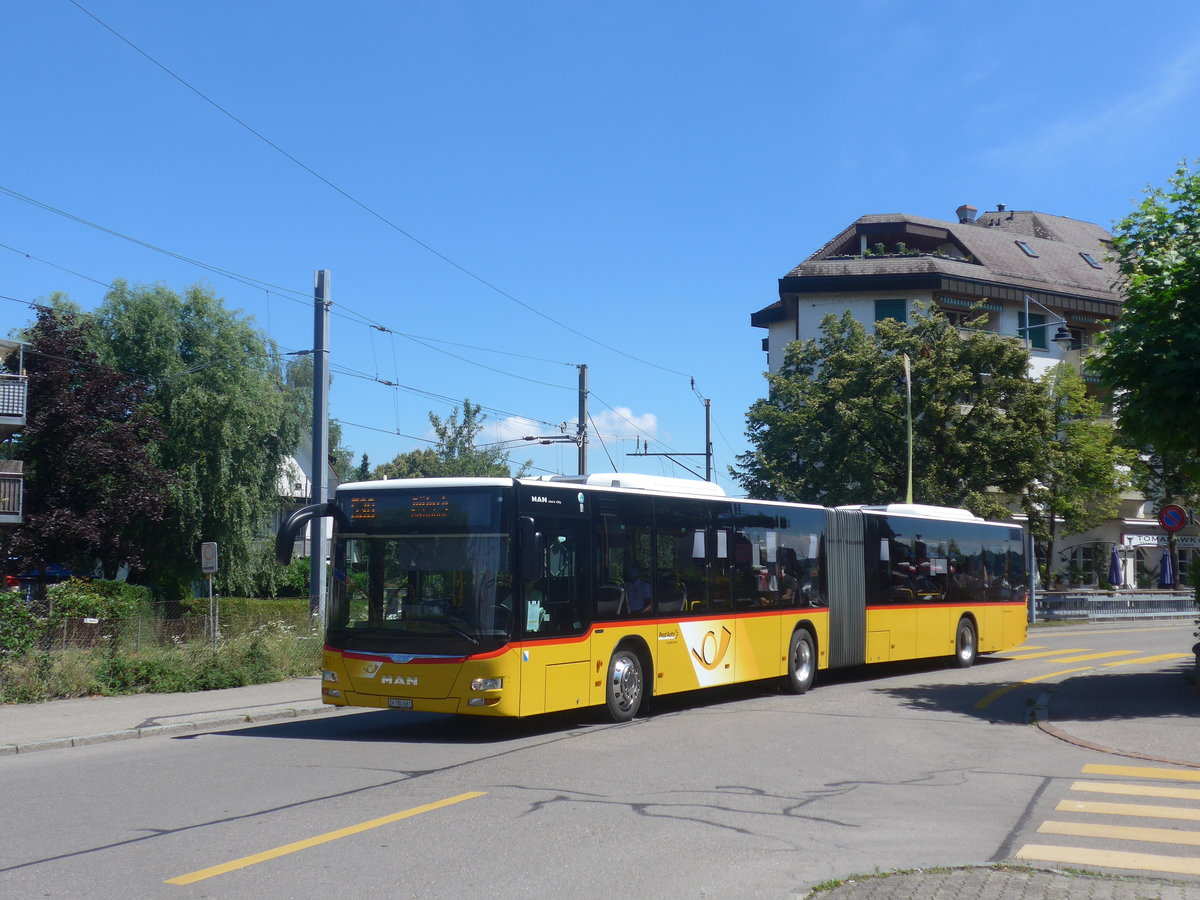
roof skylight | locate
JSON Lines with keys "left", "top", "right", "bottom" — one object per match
{"left": 1080, "top": 252, "right": 1103, "bottom": 269}
{"left": 1015, "top": 240, "right": 1038, "bottom": 258}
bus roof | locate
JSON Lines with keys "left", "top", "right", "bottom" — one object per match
{"left": 336, "top": 477, "right": 514, "bottom": 492}
{"left": 526, "top": 472, "right": 727, "bottom": 497}
{"left": 840, "top": 503, "right": 985, "bottom": 522}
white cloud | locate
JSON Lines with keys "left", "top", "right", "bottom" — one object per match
{"left": 590, "top": 407, "right": 659, "bottom": 441}
{"left": 982, "top": 43, "right": 1200, "bottom": 167}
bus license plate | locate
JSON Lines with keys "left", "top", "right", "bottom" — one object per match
{"left": 388, "top": 698, "right": 414, "bottom": 709}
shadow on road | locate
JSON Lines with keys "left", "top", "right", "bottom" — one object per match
{"left": 876, "top": 660, "right": 1198, "bottom": 725}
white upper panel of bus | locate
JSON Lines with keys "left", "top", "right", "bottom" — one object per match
{"left": 839, "top": 503, "right": 984, "bottom": 522}
{"left": 527, "top": 472, "right": 727, "bottom": 497}
{"left": 336, "top": 477, "right": 515, "bottom": 492}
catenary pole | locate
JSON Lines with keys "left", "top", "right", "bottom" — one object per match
{"left": 577, "top": 364, "right": 588, "bottom": 476}
{"left": 311, "top": 270, "right": 331, "bottom": 623}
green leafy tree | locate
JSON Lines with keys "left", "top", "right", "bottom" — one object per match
{"left": 353, "top": 453, "right": 371, "bottom": 481}
{"left": 1093, "top": 161, "right": 1200, "bottom": 594}
{"left": 88, "top": 282, "right": 305, "bottom": 598}
{"left": 1023, "top": 363, "right": 1131, "bottom": 584}
{"left": 374, "top": 400, "right": 531, "bottom": 479}
{"left": 12, "top": 308, "right": 172, "bottom": 583}
{"left": 1094, "top": 161, "right": 1200, "bottom": 457}
{"left": 735, "top": 306, "right": 1052, "bottom": 519}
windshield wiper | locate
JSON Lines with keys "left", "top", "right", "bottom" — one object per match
{"left": 434, "top": 622, "right": 480, "bottom": 646}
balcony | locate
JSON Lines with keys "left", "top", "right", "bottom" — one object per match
{"left": 0, "top": 459, "right": 22, "bottom": 525}
{"left": 0, "top": 373, "right": 27, "bottom": 438}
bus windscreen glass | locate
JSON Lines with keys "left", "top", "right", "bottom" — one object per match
{"left": 328, "top": 488, "right": 511, "bottom": 653}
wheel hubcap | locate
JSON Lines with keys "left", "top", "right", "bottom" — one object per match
{"left": 793, "top": 639, "right": 812, "bottom": 682}
{"left": 611, "top": 655, "right": 641, "bottom": 711}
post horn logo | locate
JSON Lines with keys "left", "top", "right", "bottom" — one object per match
{"left": 691, "top": 626, "right": 733, "bottom": 670}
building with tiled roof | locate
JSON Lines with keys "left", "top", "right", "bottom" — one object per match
{"left": 752, "top": 203, "right": 1122, "bottom": 379}
{"left": 750, "top": 205, "right": 1200, "bottom": 593}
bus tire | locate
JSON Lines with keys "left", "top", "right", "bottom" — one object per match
{"left": 785, "top": 629, "right": 816, "bottom": 694}
{"left": 953, "top": 618, "right": 977, "bottom": 668}
{"left": 606, "top": 647, "right": 645, "bottom": 722}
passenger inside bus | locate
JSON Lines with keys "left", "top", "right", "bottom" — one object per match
{"left": 624, "top": 566, "right": 652, "bottom": 614}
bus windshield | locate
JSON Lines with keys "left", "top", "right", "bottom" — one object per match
{"left": 327, "top": 487, "right": 512, "bottom": 654}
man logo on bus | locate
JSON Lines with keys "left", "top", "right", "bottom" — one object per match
{"left": 691, "top": 626, "right": 732, "bottom": 671}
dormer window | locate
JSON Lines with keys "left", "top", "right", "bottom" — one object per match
{"left": 1080, "top": 252, "right": 1103, "bottom": 269}
{"left": 1015, "top": 240, "right": 1038, "bottom": 258}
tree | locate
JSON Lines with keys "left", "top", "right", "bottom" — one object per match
{"left": 353, "top": 453, "right": 371, "bottom": 481}
{"left": 87, "top": 282, "right": 306, "bottom": 598}
{"left": 1022, "top": 363, "right": 1131, "bottom": 584}
{"left": 374, "top": 400, "right": 531, "bottom": 479}
{"left": 734, "top": 306, "right": 1052, "bottom": 519}
{"left": 12, "top": 308, "right": 172, "bottom": 584}
{"left": 1094, "top": 161, "right": 1200, "bottom": 457}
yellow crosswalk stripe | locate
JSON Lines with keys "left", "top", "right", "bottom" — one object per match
{"left": 998, "top": 648, "right": 1089, "bottom": 660}
{"left": 1101, "top": 653, "right": 1191, "bottom": 668}
{"left": 1038, "top": 819, "right": 1200, "bottom": 847}
{"left": 1083, "top": 763, "right": 1200, "bottom": 784}
{"left": 1016, "top": 844, "right": 1200, "bottom": 876}
{"left": 1056, "top": 799, "right": 1200, "bottom": 822}
{"left": 1070, "top": 780, "right": 1200, "bottom": 801}
{"left": 1050, "top": 650, "right": 1140, "bottom": 663}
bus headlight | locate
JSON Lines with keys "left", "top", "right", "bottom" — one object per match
{"left": 322, "top": 670, "right": 339, "bottom": 682}
{"left": 322, "top": 688, "right": 342, "bottom": 697}
{"left": 470, "top": 677, "right": 503, "bottom": 691}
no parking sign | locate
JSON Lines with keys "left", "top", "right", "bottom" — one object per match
{"left": 1158, "top": 505, "right": 1188, "bottom": 533}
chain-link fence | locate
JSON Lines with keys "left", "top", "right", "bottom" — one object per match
{"left": 34, "top": 611, "right": 320, "bottom": 653}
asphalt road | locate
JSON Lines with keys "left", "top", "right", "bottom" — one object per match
{"left": 1, "top": 621, "right": 1196, "bottom": 899}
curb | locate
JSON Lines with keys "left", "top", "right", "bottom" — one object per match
{"left": 0, "top": 703, "right": 336, "bottom": 757}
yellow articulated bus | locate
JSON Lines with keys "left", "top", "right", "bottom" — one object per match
{"left": 277, "top": 473, "right": 1028, "bottom": 722}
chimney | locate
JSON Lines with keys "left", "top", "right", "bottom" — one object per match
{"left": 956, "top": 204, "right": 978, "bottom": 224}
{"left": 997, "top": 203, "right": 1006, "bottom": 212}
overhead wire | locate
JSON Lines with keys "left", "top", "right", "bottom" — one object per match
{"left": 66, "top": 0, "right": 697, "bottom": 381}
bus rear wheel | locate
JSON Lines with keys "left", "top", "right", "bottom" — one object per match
{"left": 606, "top": 648, "right": 644, "bottom": 722}
{"left": 953, "top": 618, "right": 977, "bottom": 668}
{"left": 785, "top": 629, "right": 816, "bottom": 694}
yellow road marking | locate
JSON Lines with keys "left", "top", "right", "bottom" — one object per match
{"left": 972, "top": 666, "right": 1093, "bottom": 710}
{"left": 1102, "top": 653, "right": 1190, "bottom": 668}
{"left": 165, "top": 791, "right": 486, "bottom": 885}
{"left": 1016, "top": 843, "right": 1200, "bottom": 876}
{"left": 1056, "top": 799, "right": 1200, "bottom": 822}
{"left": 1084, "top": 763, "right": 1200, "bottom": 784}
{"left": 1039, "top": 819, "right": 1200, "bottom": 847}
{"left": 1000, "top": 648, "right": 1089, "bottom": 660}
{"left": 1050, "top": 650, "right": 1139, "bottom": 663}
{"left": 1071, "top": 780, "right": 1200, "bottom": 801}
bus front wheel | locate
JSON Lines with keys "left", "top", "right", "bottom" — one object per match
{"left": 953, "top": 618, "right": 977, "bottom": 668}
{"left": 785, "top": 629, "right": 816, "bottom": 694}
{"left": 606, "top": 648, "right": 644, "bottom": 722}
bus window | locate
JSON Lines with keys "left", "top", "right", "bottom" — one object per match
{"left": 593, "top": 493, "right": 654, "bottom": 618}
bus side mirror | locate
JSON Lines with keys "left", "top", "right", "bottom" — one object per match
{"left": 518, "top": 516, "right": 545, "bottom": 581}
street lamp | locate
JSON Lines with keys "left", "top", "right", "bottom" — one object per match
{"left": 1020, "top": 294, "right": 1074, "bottom": 351}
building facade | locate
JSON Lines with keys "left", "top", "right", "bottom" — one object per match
{"left": 751, "top": 204, "right": 1196, "bottom": 587}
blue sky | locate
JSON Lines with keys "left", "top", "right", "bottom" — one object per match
{"left": 4, "top": 1, "right": 1199, "bottom": 494}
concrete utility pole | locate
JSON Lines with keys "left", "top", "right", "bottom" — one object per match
{"left": 310, "top": 270, "right": 331, "bottom": 623}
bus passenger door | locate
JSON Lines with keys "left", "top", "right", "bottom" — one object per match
{"left": 516, "top": 507, "right": 592, "bottom": 716}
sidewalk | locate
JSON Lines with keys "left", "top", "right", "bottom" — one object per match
{"left": 0, "top": 675, "right": 332, "bottom": 754}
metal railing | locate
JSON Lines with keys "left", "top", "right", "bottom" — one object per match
{"left": 1035, "top": 589, "right": 1197, "bottom": 622}
{"left": 0, "top": 374, "right": 27, "bottom": 417}
{"left": 0, "top": 471, "right": 22, "bottom": 519}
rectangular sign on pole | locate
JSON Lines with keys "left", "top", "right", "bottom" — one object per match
{"left": 200, "top": 542, "right": 219, "bottom": 574}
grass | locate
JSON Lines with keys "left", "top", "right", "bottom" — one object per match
{"left": 0, "top": 621, "right": 321, "bottom": 704}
